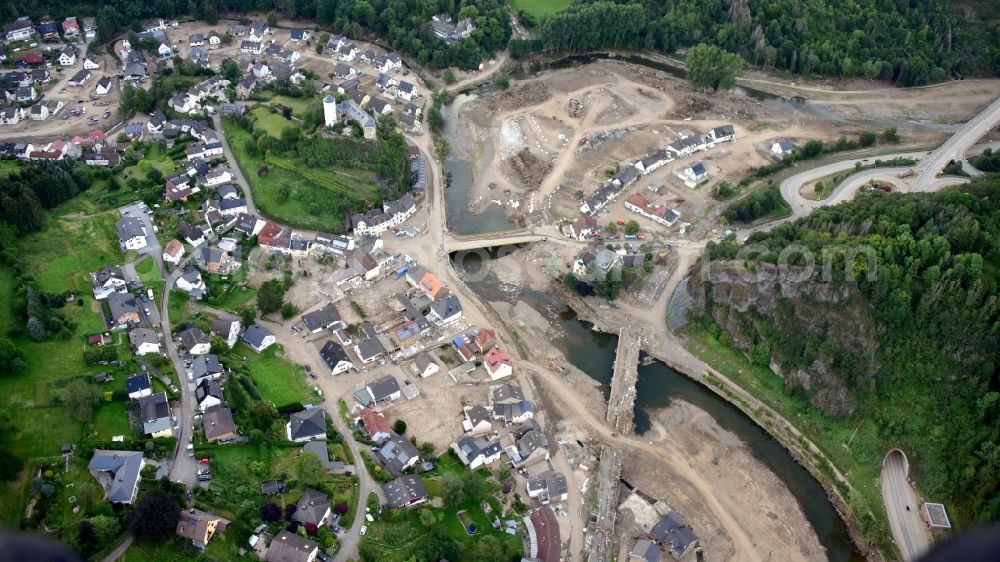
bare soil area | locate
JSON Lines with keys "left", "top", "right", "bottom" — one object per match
{"left": 449, "top": 59, "right": 885, "bottom": 234}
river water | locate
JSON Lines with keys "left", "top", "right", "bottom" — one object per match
{"left": 443, "top": 54, "right": 867, "bottom": 561}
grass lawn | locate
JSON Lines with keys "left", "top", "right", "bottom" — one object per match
{"left": 271, "top": 95, "right": 314, "bottom": 116}
{"left": 136, "top": 256, "right": 165, "bottom": 295}
{"left": 90, "top": 401, "right": 133, "bottom": 441}
{"left": 237, "top": 343, "right": 317, "bottom": 408}
{"left": 168, "top": 291, "right": 193, "bottom": 327}
{"left": 16, "top": 209, "right": 123, "bottom": 294}
{"left": 221, "top": 117, "right": 379, "bottom": 232}
{"left": 121, "top": 538, "right": 213, "bottom": 562}
{"left": 250, "top": 106, "right": 296, "bottom": 136}
{"left": 123, "top": 142, "right": 178, "bottom": 183}
{"left": 510, "top": 0, "right": 573, "bottom": 20}
{"left": 206, "top": 283, "right": 257, "bottom": 312}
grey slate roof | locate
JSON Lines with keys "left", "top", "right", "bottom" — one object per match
{"left": 88, "top": 450, "right": 144, "bottom": 503}
{"left": 190, "top": 353, "right": 222, "bottom": 379}
{"left": 492, "top": 384, "right": 525, "bottom": 405}
{"left": 319, "top": 340, "right": 351, "bottom": 371}
{"left": 376, "top": 432, "right": 420, "bottom": 475}
{"left": 138, "top": 391, "right": 171, "bottom": 435}
{"left": 195, "top": 378, "right": 222, "bottom": 405}
{"left": 178, "top": 326, "right": 209, "bottom": 349}
{"left": 651, "top": 511, "right": 698, "bottom": 555}
{"left": 288, "top": 408, "right": 326, "bottom": 440}
{"left": 428, "top": 294, "right": 462, "bottom": 320}
{"left": 293, "top": 488, "right": 329, "bottom": 525}
{"left": 302, "top": 304, "right": 342, "bottom": 332}
{"left": 383, "top": 475, "right": 428, "bottom": 508}
{"left": 241, "top": 324, "right": 273, "bottom": 349}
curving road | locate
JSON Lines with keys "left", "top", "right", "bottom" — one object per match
{"left": 881, "top": 451, "right": 930, "bottom": 561}
{"left": 913, "top": 95, "right": 1000, "bottom": 191}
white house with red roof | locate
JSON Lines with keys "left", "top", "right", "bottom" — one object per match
{"left": 483, "top": 347, "right": 513, "bottom": 381}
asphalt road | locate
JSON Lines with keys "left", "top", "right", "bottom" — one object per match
{"left": 212, "top": 113, "right": 258, "bottom": 215}
{"left": 162, "top": 240, "right": 207, "bottom": 490}
{"left": 882, "top": 452, "right": 930, "bottom": 561}
{"left": 914, "top": 95, "right": 1000, "bottom": 191}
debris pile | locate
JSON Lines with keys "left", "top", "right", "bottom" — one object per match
{"left": 568, "top": 98, "right": 583, "bottom": 117}
{"left": 508, "top": 148, "right": 553, "bottom": 189}
{"left": 577, "top": 128, "right": 627, "bottom": 154}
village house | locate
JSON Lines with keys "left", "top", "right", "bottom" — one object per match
{"left": 360, "top": 407, "right": 392, "bottom": 443}
{"left": 412, "top": 351, "right": 439, "bottom": 378}
{"left": 430, "top": 13, "right": 476, "bottom": 43}
{"left": 88, "top": 450, "right": 144, "bottom": 504}
{"left": 375, "top": 432, "right": 420, "bottom": 475}
{"left": 203, "top": 404, "right": 237, "bottom": 442}
{"left": 771, "top": 139, "right": 794, "bottom": 157}
{"left": 138, "top": 392, "right": 172, "bottom": 438}
{"left": 383, "top": 475, "right": 429, "bottom": 509}
{"left": 286, "top": 408, "right": 327, "bottom": 442}
{"left": 319, "top": 340, "right": 354, "bottom": 375}
{"left": 129, "top": 328, "right": 160, "bottom": 355}
{"left": 241, "top": 324, "right": 276, "bottom": 353}
{"left": 95, "top": 76, "right": 114, "bottom": 95}
{"left": 163, "top": 240, "right": 185, "bottom": 264}
{"left": 107, "top": 292, "right": 143, "bottom": 326}
{"left": 178, "top": 326, "right": 211, "bottom": 355}
{"left": 91, "top": 266, "right": 128, "bottom": 299}
{"left": 483, "top": 346, "right": 513, "bottom": 380}
{"left": 265, "top": 531, "right": 318, "bottom": 562}
{"left": 58, "top": 45, "right": 78, "bottom": 66}
{"left": 353, "top": 375, "right": 401, "bottom": 407}
{"left": 175, "top": 266, "right": 206, "bottom": 296}
{"left": 196, "top": 247, "right": 240, "bottom": 275}
{"left": 125, "top": 372, "right": 152, "bottom": 400}
{"left": 624, "top": 193, "right": 681, "bottom": 226}
{"left": 526, "top": 472, "right": 569, "bottom": 503}
{"left": 176, "top": 508, "right": 228, "bottom": 550}
{"left": 190, "top": 353, "right": 223, "bottom": 381}
{"left": 115, "top": 217, "right": 148, "bottom": 250}
{"left": 210, "top": 318, "right": 241, "bottom": 348}
{"left": 452, "top": 434, "right": 502, "bottom": 469}
{"left": 463, "top": 405, "right": 493, "bottom": 435}
{"left": 195, "top": 378, "right": 223, "bottom": 412}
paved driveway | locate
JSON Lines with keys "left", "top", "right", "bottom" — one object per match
{"left": 120, "top": 203, "right": 163, "bottom": 270}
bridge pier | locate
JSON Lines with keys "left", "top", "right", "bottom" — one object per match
{"left": 607, "top": 326, "right": 642, "bottom": 435}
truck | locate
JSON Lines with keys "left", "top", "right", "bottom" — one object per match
{"left": 623, "top": 235, "right": 637, "bottom": 241}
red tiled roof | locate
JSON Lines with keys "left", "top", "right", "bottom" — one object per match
{"left": 529, "top": 506, "right": 560, "bottom": 562}
{"left": 483, "top": 347, "right": 512, "bottom": 374}
{"left": 360, "top": 407, "right": 390, "bottom": 438}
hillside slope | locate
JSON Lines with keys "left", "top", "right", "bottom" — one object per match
{"left": 689, "top": 178, "right": 1000, "bottom": 526}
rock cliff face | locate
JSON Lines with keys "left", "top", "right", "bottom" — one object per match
{"left": 689, "top": 261, "right": 879, "bottom": 416}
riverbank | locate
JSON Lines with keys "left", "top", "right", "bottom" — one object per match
{"left": 565, "top": 292, "right": 886, "bottom": 562}
{"left": 451, "top": 248, "right": 858, "bottom": 561}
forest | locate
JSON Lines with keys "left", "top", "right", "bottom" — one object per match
{"left": 0, "top": 161, "right": 107, "bottom": 236}
{"left": 701, "top": 178, "right": 1000, "bottom": 525}
{"left": 1, "top": 0, "right": 510, "bottom": 71}
{"left": 523, "top": 0, "right": 999, "bottom": 85}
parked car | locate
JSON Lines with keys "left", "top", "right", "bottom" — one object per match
{"left": 360, "top": 526, "right": 367, "bottom": 536}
